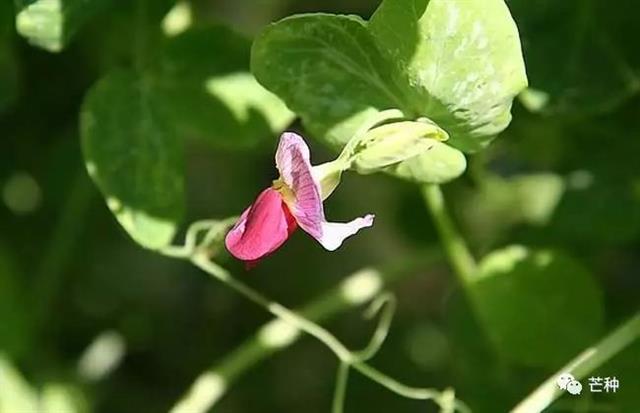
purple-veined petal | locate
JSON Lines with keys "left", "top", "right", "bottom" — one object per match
{"left": 275, "top": 132, "right": 323, "bottom": 238}
{"left": 274, "top": 132, "right": 375, "bottom": 251}
{"left": 225, "top": 188, "right": 297, "bottom": 262}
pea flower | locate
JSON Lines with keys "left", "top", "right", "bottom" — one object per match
{"left": 225, "top": 132, "right": 374, "bottom": 263}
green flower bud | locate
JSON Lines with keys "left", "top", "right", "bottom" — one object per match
{"left": 351, "top": 120, "right": 449, "bottom": 174}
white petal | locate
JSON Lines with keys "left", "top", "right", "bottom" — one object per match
{"left": 316, "top": 214, "right": 375, "bottom": 251}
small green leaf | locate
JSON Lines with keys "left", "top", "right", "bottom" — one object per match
{"left": 369, "top": 0, "right": 528, "bottom": 152}
{"left": 0, "top": 355, "right": 39, "bottom": 413}
{"left": 470, "top": 246, "right": 604, "bottom": 367}
{"left": 157, "top": 26, "right": 294, "bottom": 149}
{"left": 81, "top": 70, "right": 184, "bottom": 249}
{"left": 509, "top": 0, "right": 640, "bottom": 114}
{"left": 15, "top": 0, "right": 111, "bottom": 52}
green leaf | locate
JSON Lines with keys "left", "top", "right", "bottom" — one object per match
{"left": 81, "top": 70, "right": 184, "bottom": 249}
{"left": 509, "top": 0, "right": 640, "bottom": 114}
{"left": 252, "top": 14, "right": 403, "bottom": 147}
{"left": 252, "top": 14, "right": 467, "bottom": 183}
{"left": 470, "top": 246, "right": 603, "bottom": 367}
{"left": 15, "top": 0, "right": 111, "bottom": 52}
{"left": 369, "top": 0, "right": 528, "bottom": 152}
{"left": 0, "top": 355, "right": 39, "bottom": 413}
{"left": 156, "top": 26, "right": 294, "bottom": 149}
{"left": 252, "top": 2, "right": 526, "bottom": 182}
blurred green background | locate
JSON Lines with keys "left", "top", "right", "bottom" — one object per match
{"left": 1, "top": 0, "right": 639, "bottom": 412}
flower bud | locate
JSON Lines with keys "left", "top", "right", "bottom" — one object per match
{"left": 350, "top": 120, "right": 449, "bottom": 174}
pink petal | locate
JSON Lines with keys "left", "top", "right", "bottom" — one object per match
{"left": 275, "top": 132, "right": 323, "bottom": 238}
{"left": 225, "top": 188, "right": 297, "bottom": 261}
{"left": 317, "top": 214, "right": 375, "bottom": 251}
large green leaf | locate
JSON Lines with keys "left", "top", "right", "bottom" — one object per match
{"left": 156, "top": 26, "right": 293, "bottom": 149}
{"left": 369, "top": 0, "right": 528, "bottom": 152}
{"left": 252, "top": 1, "right": 526, "bottom": 151}
{"left": 14, "top": 0, "right": 111, "bottom": 52}
{"left": 81, "top": 70, "right": 184, "bottom": 249}
{"left": 470, "top": 246, "right": 603, "bottom": 367}
{"left": 509, "top": 0, "right": 640, "bottom": 114}
{"left": 252, "top": 14, "right": 405, "bottom": 148}
{"left": 252, "top": 1, "right": 526, "bottom": 183}
{"left": 252, "top": 14, "right": 467, "bottom": 183}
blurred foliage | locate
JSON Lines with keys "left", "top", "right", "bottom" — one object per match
{"left": 470, "top": 246, "right": 603, "bottom": 368}
{"left": 1, "top": 0, "right": 639, "bottom": 412}
{"left": 14, "top": 0, "right": 111, "bottom": 52}
{"left": 508, "top": 0, "right": 640, "bottom": 114}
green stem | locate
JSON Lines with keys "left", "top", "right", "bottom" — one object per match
{"left": 169, "top": 248, "right": 467, "bottom": 413}
{"left": 332, "top": 362, "right": 350, "bottom": 413}
{"left": 353, "top": 363, "right": 469, "bottom": 413}
{"left": 422, "top": 185, "right": 476, "bottom": 284}
{"left": 169, "top": 254, "right": 433, "bottom": 413}
{"left": 512, "top": 311, "right": 640, "bottom": 413}
{"left": 190, "top": 254, "right": 353, "bottom": 361}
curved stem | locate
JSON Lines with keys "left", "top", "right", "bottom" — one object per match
{"left": 422, "top": 185, "right": 476, "bottom": 284}
{"left": 332, "top": 362, "right": 350, "bottom": 413}
{"left": 355, "top": 293, "right": 396, "bottom": 361}
{"left": 353, "top": 363, "right": 470, "bottom": 413}
{"left": 177, "top": 252, "right": 467, "bottom": 413}
{"left": 169, "top": 255, "right": 435, "bottom": 413}
{"left": 190, "top": 254, "right": 353, "bottom": 361}
{"left": 512, "top": 311, "right": 640, "bottom": 413}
